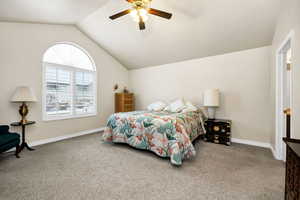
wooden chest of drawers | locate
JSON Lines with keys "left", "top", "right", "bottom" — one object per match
{"left": 204, "top": 119, "right": 232, "bottom": 146}
{"left": 284, "top": 138, "right": 300, "bottom": 200}
{"left": 115, "top": 93, "right": 135, "bottom": 113}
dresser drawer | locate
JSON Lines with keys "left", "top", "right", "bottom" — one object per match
{"left": 124, "top": 99, "right": 133, "bottom": 104}
{"left": 123, "top": 94, "right": 133, "bottom": 98}
{"left": 124, "top": 106, "right": 134, "bottom": 112}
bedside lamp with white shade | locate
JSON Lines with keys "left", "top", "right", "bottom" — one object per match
{"left": 203, "top": 89, "right": 220, "bottom": 119}
{"left": 11, "top": 86, "right": 37, "bottom": 124}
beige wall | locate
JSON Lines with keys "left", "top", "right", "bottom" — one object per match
{"left": 129, "top": 46, "right": 271, "bottom": 143}
{"left": 270, "top": 0, "right": 300, "bottom": 149}
{"left": 0, "top": 22, "right": 129, "bottom": 143}
{"left": 2, "top": 2, "right": 298, "bottom": 149}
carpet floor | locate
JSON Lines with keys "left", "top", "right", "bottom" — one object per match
{"left": 0, "top": 133, "right": 285, "bottom": 200}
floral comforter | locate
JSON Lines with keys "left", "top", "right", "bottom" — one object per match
{"left": 102, "top": 110, "right": 206, "bottom": 165}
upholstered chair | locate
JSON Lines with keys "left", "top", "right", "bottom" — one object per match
{"left": 0, "top": 125, "right": 20, "bottom": 158}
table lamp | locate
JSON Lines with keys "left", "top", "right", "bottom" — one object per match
{"left": 203, "top": 89, "right": 220, "bottom": 119}
{"left": 11, "top": 86, "right": 37, "bottom": 124}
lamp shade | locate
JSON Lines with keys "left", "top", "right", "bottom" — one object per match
{"left": 11, "top": 86, "right": 37, "bottom": 102}
{"left": 203, "top": 89, "right": 220, "bottom": 107}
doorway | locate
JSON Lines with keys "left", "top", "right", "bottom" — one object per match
{"left": 276, "top": 31, "right": 294, "bottom": 161}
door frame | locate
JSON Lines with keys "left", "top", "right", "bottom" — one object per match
{"left": 275, "top": 30, "right": 295, "bottom": 161}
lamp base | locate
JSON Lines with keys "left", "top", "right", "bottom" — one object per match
{"left": 19, "top": 102, "right": 29, "bottom": 124}
{"left": 207, "top": 107, "right": 216, "bottom": 119}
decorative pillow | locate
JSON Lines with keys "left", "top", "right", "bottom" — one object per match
{"left": 181, "top": 101, "right": 198, "bottom": 113}
{"left": 147, "top": 101, "right": 167, "bottom": 111}
{"left": 168, "top": 99, "right": 186, "bottom": 113}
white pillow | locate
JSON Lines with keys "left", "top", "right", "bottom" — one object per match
{"left": 163, "top": 105, "right": 171, "bottom": 112}
{"left": 181, "top": 101, "right": 198, "bottom": 113}
{"left": 147, "top": 101, "right": 167, "bottom": 111}
{"left": 168, "top": 99, "right": 186, "bottom": 113}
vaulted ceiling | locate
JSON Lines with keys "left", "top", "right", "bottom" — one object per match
{"left": 0, "top": 0, "right": 281, "bottom": 69}
{"left": 0, "top": 0, "right": 108, "bottom": 24}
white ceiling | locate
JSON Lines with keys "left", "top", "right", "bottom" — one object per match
{"left": 0, "top": 0, "right": 108, "bottom": 24}
{"left": 0, "top": 0, "right": 281, "bottom": 69}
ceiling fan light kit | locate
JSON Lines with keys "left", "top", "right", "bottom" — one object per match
{"left": 109, "top": 0, "right": 172, "bottom": 30}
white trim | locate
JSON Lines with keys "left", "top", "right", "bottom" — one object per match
{"left": 43, "top": 113, "right": 97, "bottom": 122}
{"left": 275, "top": 30, "right": 295, "bottom": 161}
{"left": 6, "top": 127, "right": 104, "bottom": 153}
{"left": 30, "top": 127, "right": 104, "bottom": 147}
{"left": 231, "top": 138, "right": 271, "bottom": 149}
{"left": 232, "top": 138, "right": 282, "bottom": 160}
{"left": 270, "top": 146, "right": 281, "bottom": 160}
{"left": 42, "top": 42, "right": 97, "bottom": 71}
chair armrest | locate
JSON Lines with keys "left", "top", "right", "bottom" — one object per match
{"left": 0, "top": 125, "right": 10, "bottom": 134}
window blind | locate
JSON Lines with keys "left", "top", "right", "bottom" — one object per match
{"left": 44, "top": 63, "right": 96, "bottom": 120}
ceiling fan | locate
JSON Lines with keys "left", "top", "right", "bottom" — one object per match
{"left": 109, "top": 0, "right": 173, "bottom": 30}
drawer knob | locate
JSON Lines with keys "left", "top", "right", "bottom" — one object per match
{"left": 213, "top": 126, "right": 220, "bottom": 132}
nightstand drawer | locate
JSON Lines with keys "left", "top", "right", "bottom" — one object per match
{"left": 205, "top": 122, "right": 231, "bottom": 133}
{"left": 204, "top": 134, "right": 231, "bottom": 146}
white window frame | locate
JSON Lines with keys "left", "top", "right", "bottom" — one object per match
{"left": 42, "top": 44, "right": 97, "bottom": 121}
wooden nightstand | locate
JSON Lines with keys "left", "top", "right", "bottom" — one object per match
{"left": 204, "top": 119, "right": 232, "bottom": 146}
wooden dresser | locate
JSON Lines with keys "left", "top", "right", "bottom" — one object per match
{"left": 283, "top": 138, "right": 300, "bottom": 200}
{"left": 115, "top": 93, "right": 135, "bottom": 113}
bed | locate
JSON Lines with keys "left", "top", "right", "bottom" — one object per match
{"left": 102, "top": 110, "right": 206, "bottom": 165}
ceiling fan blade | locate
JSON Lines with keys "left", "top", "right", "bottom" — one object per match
{"left": 148, "top": 8, "right": 172, "bottom": 19}
{"left": 139, "top": 17, "right": 146, "bottom": 30}
{"left": 109, "top": 9, "right": 131, "bottom": 20}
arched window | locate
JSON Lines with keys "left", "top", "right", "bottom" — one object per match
{"left": 43, "top": 43, "right": 97, "bottom": 120}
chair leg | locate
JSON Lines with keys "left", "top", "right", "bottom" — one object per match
{"left": 15, "top": 144, "right": 20, "bottom": 158}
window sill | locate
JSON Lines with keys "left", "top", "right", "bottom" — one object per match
{"left": 43, "top": 113, "right": 97, "bottom": 122}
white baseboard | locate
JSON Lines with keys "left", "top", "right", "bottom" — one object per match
{"left": 6, "top": 127, "right": 105, "bottom": 152}
{"left": 231, "top": 138, "right": 271, "bottom": 148}
{"left": 270, "top": 146, "right": 281, "bottom": 160}
{"left": 231, "top": 138, "right": 282, "bottom": 160}
{"left": 30, "top": 127, "right": 105, "bottom": 147}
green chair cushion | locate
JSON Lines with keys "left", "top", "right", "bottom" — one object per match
{"left": 0, "top": 133, "right": 20, "bottom": 147}
{"left": 0, "top": 140, "right": 20, "bottom": 153}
